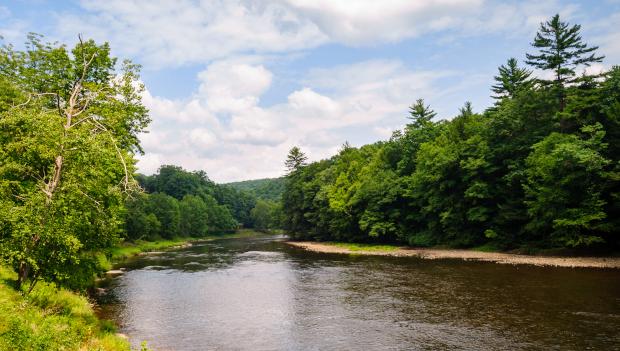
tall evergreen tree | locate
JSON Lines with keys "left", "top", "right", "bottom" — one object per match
{"left": 459, "top": 101, "right": 474, "bottom": 117}
{"left": 491, "top": 58, "right": 533, "bottom": 99}
{"left": 525, "top": 14, "right": 604, "bottom": 110}
{"left": 407, "top": 99, "right": 437, "bottom": 128}
{"left": 285, "top": 146, "right": 308, "bottom": 173}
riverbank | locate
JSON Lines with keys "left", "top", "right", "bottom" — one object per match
{"left": 0, "top": 266, "right": 132, "bottom": 350}
{"left": 286, "top": 241, "right": 620, "bottom": 269}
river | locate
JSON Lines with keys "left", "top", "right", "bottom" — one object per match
{"left": 99, "top": 235, "right": 620, "bottom": 350}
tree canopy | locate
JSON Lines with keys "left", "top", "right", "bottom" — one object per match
{"left": 0, "top": 35, "right": 149, "bottom": 290}
{"left": 281, "top": 15, "right": 619, "bottom": 251}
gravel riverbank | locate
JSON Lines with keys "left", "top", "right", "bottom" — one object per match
{"left": 286, "top": 241, "right": 620, "bottom": 269}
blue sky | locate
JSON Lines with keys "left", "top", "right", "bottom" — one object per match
{"left": 1, "top": 0, "right": 619, "bottom": 182}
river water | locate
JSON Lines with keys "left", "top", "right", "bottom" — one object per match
{"left": 99, "top": 235, "right": 620, "bottom": 350}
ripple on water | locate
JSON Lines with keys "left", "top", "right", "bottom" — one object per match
{"left": 103, "top": 236, "right": 620, "bottom": 351}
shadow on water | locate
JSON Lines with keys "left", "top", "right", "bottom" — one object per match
{"left": 99, "top": 235, "right": 620, "bottom": 351}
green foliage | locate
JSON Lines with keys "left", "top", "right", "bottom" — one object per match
{"left": 134, "top": 165, "right": 249, "bottom": 231}
{"left": 0, "top": 34, "right": 149, "bottom": 290}
{"left": 491, "top": 58, "right": 533, "bottom": 99}
{"left": 250, "top": 199, "right": 282, "bottom": 232}
{"left": 213, "top": 185, "right": 256, "bottom": 227}
{"left": 526, "top": 14, "right": 604, "bottom": 113}
{"left": 0, "top": 266, "right": 131, "bottom": 350}
{"left": 225, "top": 177, "right": 285, "bottom": 202}
{"left": 407, "top": 98, "right": 437, "bottom": 128}
{"left": 202, "top": 195, "right": 238, "bottom": 233}
{"left": 524, "top": 125, "right": 610, "bottom": 247}
{"left": 526, "top": 14, "right": 603, "bottom": 86}
{"left": 285, "top": 146, "right": 308, "bottom": 173}
{"left": 125, "top": 195, "right": 162, "bottom": 241}
{"left": 124, "top": 190, "right": 238, "bottom": 239}
{"left": 180, "top": 195, "right": 209, "bottom": 237}
{"left": 328, "top": 242, "right": 399, "bottom": 252}
{"left": 282, "top": 15, "right": 619, "bottom": 251}
{"left": 145, "top": 193, "right": 181, "bottom": 239}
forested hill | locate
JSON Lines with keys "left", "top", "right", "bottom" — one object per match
{"left": 282, "top": 14, "right": 620, "bottom": 252}
{"left": 124, "top": 166, "right": 283, "bottom": 240}
{"left": 225, "top": 177, "right": 285, "bottom": 201}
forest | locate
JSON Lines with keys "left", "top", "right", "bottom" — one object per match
{"left": 281, "top": 15, "right": 620, "bottom": 251}
{"left": 226, "top": 177, "right": 285, "bottom": 202}
{"left": 126, "top": 166, "right": 283, "bottom": 240}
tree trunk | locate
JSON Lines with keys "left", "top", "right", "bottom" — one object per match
{"left": 17, "top": 261, "right": 29, "bottom": 290}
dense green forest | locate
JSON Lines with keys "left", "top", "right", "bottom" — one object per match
{"left": 114, "top": 167, "right": 287, "bottom": 242}
{"left": 282, "top": 15, "right": 620, "bottom": 251}
{"left": 225, "top": 177, "right": 285, "bottom": 202}
{"left": 126, "top": 166, "right": 282, "bottom": 240}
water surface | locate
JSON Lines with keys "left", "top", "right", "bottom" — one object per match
{"left": 100, "top": 236, "right": 620, "bottom": 350}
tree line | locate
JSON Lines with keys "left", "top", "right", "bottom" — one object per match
{"left": 125, "top": 165, "right": 282, "bottom": 239}
{"left": 225, "top": 177, "right": 285, "bottom": 202}
{"left": 282, "top": 15, "right": 619, "bottom": 251}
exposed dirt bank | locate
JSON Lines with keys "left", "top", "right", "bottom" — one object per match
{"left": 286, "top": 241, "right": 620, "bottom": 269}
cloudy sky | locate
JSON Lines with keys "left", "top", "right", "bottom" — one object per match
{"left": 2, "top": 0, "right": 619, "bottom": 182}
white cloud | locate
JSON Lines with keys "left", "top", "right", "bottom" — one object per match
{"left": 50, "top": 0, "right": 579, "bottom": 68}
{"left": 136, "top": 59, "right": 475, "bottom": 182}
{"left": 285, "top": 0, "right": 483, "bottom": 45}
{"left": 189, "top": 128, "right": 218, "bottom": 149}
{"left": 198, "top": 61, "right": 273, "bottom": 113}
{"left": 56, "top": 0, "right": 327, "bottom": 67}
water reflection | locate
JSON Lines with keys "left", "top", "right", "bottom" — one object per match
{"left": 100, "top": 236, "right": 620, "bottom": 350}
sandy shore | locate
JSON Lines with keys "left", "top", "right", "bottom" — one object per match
{"left": 286, "top": 241, "right": 620, "bottom": 269}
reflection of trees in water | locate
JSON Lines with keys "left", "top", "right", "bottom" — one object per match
{"left": 104, "top": 237, "right": 620, "bottom": 350}
{"left": 287, "top": 247, "right": 620, "bottom": 350}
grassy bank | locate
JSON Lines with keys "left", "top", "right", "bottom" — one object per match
{"left": 328, "top": 242, "right": 400, "bottom": 252}
{"left": 0, "top": 266, "right": 131, "bottom": 351}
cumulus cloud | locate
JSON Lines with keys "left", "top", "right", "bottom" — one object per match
{"left": 135, "top": 59, "right": 473, "bottom": 181}
{"left": 198, "top": 61, "right": 273, "bottom": 113}
{"left": 55, "top": 0, "right": 327, "bottom": 67}
{"left": 50, "top": 0, "right": 578, "bottom": 68}
{"left": 285, "top": 0, "right": 483, "bottom": 45}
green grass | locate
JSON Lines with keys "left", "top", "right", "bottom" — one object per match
{"left": 0, "top": 266, "right": 131, "bottom": 351}
{"left": 471, "top": 243, "right": 502, "bottom": 252}
{"left": 327, "top": 242, "right": 401, "bottom": 252}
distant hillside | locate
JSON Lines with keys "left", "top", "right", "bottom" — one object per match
{"left": 225, "top": 177, "right": 285, "bottom": 202}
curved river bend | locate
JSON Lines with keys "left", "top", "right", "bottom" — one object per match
{"left": 99, "top": 236, "right": 620, "bottom": 350}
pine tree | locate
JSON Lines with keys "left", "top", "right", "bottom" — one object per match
{"left": 491, "top": 58, "right": 533, "bottom": 99}
{"left": 285, "top": 146, "right": 308, "bottom": 173}
{"left": 407, "top": 99, "right": 437, "bottom": 129}
{"left": 459, "top": 101, "right": 474, "bottom": 117}
{"left": 526, "top": 14, "right": 604, "bottom": 110}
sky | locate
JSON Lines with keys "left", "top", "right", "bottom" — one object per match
{"left": 1, "top": 0, "right": 619, "bottom": 182}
